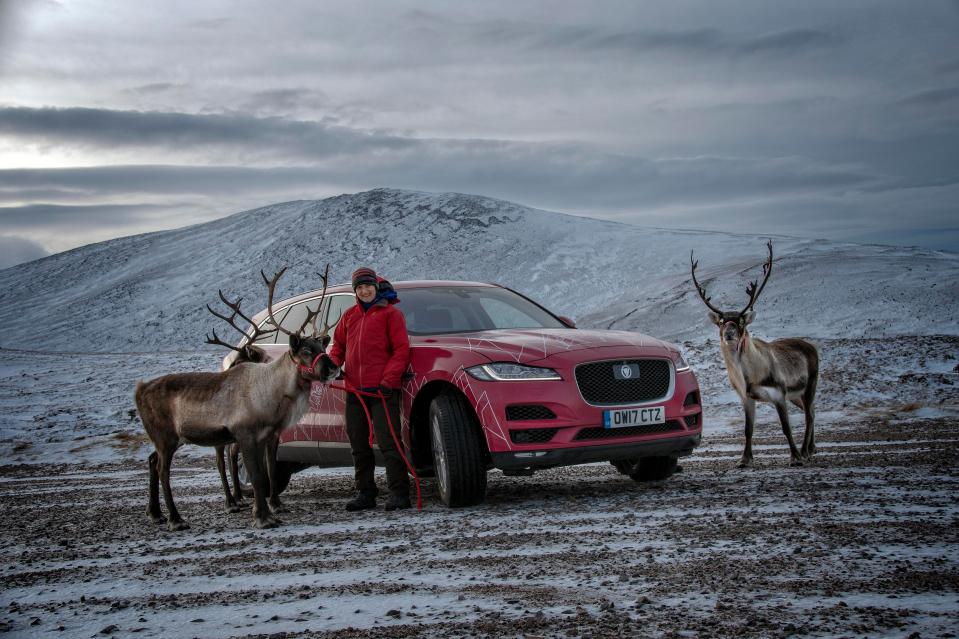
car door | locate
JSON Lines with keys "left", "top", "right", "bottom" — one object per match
{"left": 299, "top": 293, "right": 355, "bottom": 443}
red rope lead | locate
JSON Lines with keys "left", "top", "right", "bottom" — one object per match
{"left": 327, "top": 382, "right": 423, "bottom": 511}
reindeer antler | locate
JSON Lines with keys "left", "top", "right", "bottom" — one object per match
{"left": 739, "top": 240, "right": 773, "bottom": 315}
{"left": 690, "top": 250, "right": 724, "bottom": 315}
{"left": 206, "top": 289, "right": 277, "bottom": 352}
{"left": 304, "top": 264, "right": 332, "bottom": 338}
{"left": 262, "top": 264, "right": 333, "bottom": 338}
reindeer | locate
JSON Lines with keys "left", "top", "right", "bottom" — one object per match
{"left": 690, "top": 242, "right": 819, "bottom": 467}
{"left": 211, "top": 277, "right": 332, "bottom": 516}
{"left": 135, "top": 266, "right": 337, "bottom": 530}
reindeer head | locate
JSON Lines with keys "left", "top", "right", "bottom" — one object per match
{"left": 690, "top": 241, "right": 773, "bottom": 351}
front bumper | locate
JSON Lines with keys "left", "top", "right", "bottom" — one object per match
{"left": 491, "top": 433, "right": 701, "bottom": 470}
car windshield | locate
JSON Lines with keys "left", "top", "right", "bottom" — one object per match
{"left": 396, "top": 286, "right": 566, "bottom": 335}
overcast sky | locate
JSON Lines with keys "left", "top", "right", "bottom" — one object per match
{"left": 1, "top": 0, "right": 957, "bottom": 268}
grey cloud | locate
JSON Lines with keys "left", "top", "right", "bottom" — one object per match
{"left": 0, "top": 203, "right": 169, "bottom": 230}
{"left": 463, "top": 20, "right": 839, "bottom": 58}
{"left": 127, "top": 83, "right": 189, "bottom": 95}
{"left": 899, "top": 86, "right": 959, "bottom": 107}
{"left": 240, "top": 88, "right": 330, "bottom": 116}
{"left": 0, "top": 106, "right": 415, "bottom": 159}
{"left": 738, "top": 29, "right": 837, "bottom": 54}
{"left": 0, "top": 235, "right": 50, "bottom": 270}
{"left": 188, "top": 18, "right": 231, "bottom": 30}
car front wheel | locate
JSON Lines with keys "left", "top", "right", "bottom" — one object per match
{"left": 429, "top": 393, "right": 487, "bottom": 507}
{"left": 611, "top": 456, "right": 678, "bottom": 482}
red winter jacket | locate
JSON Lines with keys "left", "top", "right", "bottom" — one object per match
{"left": 328, "top": 298, "right": 410, "bottom": 390}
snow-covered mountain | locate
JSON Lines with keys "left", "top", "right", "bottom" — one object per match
{"left": 1, "top": 188, "right": 957, "bottom": 353}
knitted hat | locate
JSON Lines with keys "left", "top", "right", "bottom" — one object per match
{"left": 351, "top": 266, "right": 377, "bottom": 290}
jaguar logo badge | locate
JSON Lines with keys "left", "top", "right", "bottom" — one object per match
{"left": 613, "top": 362, "right": 640, "bottom": 381}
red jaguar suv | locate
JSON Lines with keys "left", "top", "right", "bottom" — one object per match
{"left": 231, "top": 280, "right": 702, "bottom": 507}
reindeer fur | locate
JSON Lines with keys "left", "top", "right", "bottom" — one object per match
{"left": 136, "top": 338, "right": 326, "bottom": 530}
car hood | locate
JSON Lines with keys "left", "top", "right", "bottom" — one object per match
{"left": 412, "top": 328, "right": 676, "bottom": 364}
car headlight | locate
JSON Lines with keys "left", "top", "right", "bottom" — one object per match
{"left": 674, "top": 352, "right": 691, "bottom": 372}
{"left": 466, "top": 363, "right": 562, "bottom": 381}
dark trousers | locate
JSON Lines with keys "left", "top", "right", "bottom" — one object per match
{"left": 345, "top": 392, "right": 409, "bottom": 498}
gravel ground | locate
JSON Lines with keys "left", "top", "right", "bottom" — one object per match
{"left": 2, "top": 413, "right": 958, "bottom": 638}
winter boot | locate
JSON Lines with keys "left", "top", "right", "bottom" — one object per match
{"left": 384, "top": 494, "right": 412, "bottom": 511}
{"left": 344, "top": 493, "right": 377, "bottom": 512}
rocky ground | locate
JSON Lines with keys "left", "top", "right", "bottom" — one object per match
{"left": 2, "top": 412, "right": 957, "bottom": 638}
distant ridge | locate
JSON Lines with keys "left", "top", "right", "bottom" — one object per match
{"left": 1, "top": 188, "right": 956, "bottom": 352}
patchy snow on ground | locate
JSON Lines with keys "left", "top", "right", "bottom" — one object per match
{"left": 1, "top": 189, "right": 958, "bottom": 637}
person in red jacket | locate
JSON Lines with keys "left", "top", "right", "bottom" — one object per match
{"left": 326, "top": 267, "right": 411, "bottom": 511}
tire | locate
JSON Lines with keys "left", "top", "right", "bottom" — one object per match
{"left": 272, "top": 461, "right": 306, "bottom": 495}
{"left": 628, "top": 456, "right": 678, "bottom": 482}
{"left": 429, "top": 392, "right": 488, "bottom": 507}
{"left": 236, "top": 457, "right": 304, "bottom": 496}
{"left": 611, "top": 459, "right": 639, "bottom": 475}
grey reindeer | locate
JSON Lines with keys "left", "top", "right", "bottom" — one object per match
{"left": 690, "top": 242, "right": 819, "bottom": 467}
{"left": 135, "top": 266, "right": 336, "bottom": 530}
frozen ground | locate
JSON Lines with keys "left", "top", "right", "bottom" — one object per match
{"left": 1, "top": 340, "right": 957, "bottom": 638}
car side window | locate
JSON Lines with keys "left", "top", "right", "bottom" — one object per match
{"left": 324, "top": 294, "right": 354, "bottom": 334}
{"left": 253, "top": 308, "right": 288, "bottom": 344}
{"left": 278, "top": 300, "right": 323, "bottom": 336}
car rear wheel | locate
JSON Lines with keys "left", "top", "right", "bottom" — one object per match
{"left": 236, "top": 457, "right": 303, "bottom": 496}
{"left": 611, "top": 456, "right": 678, "bottom": 482}
{"left": 429, "top": 392, "right": 487, "bottom": 507}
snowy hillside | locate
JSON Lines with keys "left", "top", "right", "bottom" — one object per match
{"left": 1, "top": 188, "right": 957, "bottom": 353}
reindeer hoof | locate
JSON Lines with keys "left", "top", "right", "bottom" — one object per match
{"left": 253, "top": 518, "right": 279, "bottom": 529}
{"left": 269, "top": 503, "right": 287, "bottom": 515}
{"left": 167, "top": 520, "right": 190, "bottom": 532}
{"left": 148, "top": 513, "right": 165, "bottom": 524}
{"left": 737, "top": 459, "right": 753, "bottom": 469}
{"left": 227, "top": 504, "right": 244, "bottom": 514}
{"left": 789, "top": 458, "right": 805, "bottom": 467}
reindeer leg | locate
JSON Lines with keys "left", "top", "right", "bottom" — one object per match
{"left": 240, "top": 440, "right": 278, "bottom": 529}
{"left": 738, "top": 398, "right": 756, "bottom": 468}
{"left": 266, "top": 433, "right": 286, "bottom": 515}
{"left": 158, "top": 446, "right": 189, "bottom": 531}
{"left": 228, "top": 442, "right": 247, "bottom": 504}
{"left": 216, "top": 445, "right": 242, "bottom": 513}
{"left": 801, "top": 396, "right": 817, "bottom": 461}
{"left": 147, "top": 451, "right": 164, "bottom": 524}
{"left": 775, "top": 400, "right": 804, "bottom": 466}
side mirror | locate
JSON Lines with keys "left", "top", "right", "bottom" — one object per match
{"left": 558, "top": 315, "right": 577, "bottom": 328}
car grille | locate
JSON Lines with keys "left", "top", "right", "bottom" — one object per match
{"left": 506, "top": 405, "right": 557, "bottom": 421}
{"left": 573, "top": 420, "right": 683, "bottom": 441}
{"left": 510, "top": 428, "right": 558, "bottom": 444}
{"left": 575, "top": 359, "right": 671, "bottom": 405}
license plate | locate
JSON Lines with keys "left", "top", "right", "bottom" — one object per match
{"left": 603, "top": 406, "right": 665, "bottom": 429}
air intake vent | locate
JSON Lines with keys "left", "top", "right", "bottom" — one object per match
{"left": 510, "top": 428, "right": 558, "bottom": 444}
{"left": 575, "top": 359, "right": 671, "bottom": 405}
{"left": 506, "top": 405, "right": 557, "bottom": 421}
{"left": 684, "top": 413, "right": 700, "bottom": 427}
{"left": 574, "top": 420, "right": 683, "bottom": 441}
{"left": 683, "top": 391, "right": 700, "bottom": 407}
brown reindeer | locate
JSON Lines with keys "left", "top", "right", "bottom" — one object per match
{"left": 690, "top": 242, "right": 819, "bottom": 467}
{"left": 210, "top": 273, "right": 333, "bottom": 515}
{"left": 135, "top": 267, "right": 336, "bottom": 530}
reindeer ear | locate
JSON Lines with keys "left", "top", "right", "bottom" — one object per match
{"left": 289, "top": 334, "right": 302, "bottom": 351}
{"left": 742, "top": 310, "right": 756, "bottom": 325}
{"left": 707, "top": 311, "right": 722, "bottom": 326}
{"left": 321, "top": 335, "right": 331, "bottom": 348}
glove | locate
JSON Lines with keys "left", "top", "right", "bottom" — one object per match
{"left": 377, "top": 385, "right": 394, "bottom": 398}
